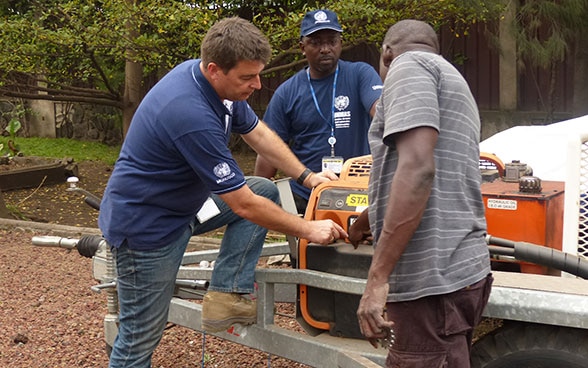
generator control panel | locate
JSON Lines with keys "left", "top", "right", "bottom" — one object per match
{"left": 312, "top": 187, "right": 368, "bottom": 231}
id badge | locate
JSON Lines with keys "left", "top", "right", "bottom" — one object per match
{"left": 322, "top": 156, "right": 344, "bottom": 174}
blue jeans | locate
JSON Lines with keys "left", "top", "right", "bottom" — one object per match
{"left": 193, "top": 177, "right": 279, "bottom": 294}
{"left": 108, "top": 177, "right": 278, "bottom": 368}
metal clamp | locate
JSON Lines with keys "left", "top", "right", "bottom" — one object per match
{"left": 91, "top": 280, "right": 117, "bottom": 293}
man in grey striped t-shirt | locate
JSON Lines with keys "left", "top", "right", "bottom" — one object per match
{"left": 349, "top": 19, "right": 492, "bottom": 367}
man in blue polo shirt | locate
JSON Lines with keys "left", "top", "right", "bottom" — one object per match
{"left": 99, "top": 17, "right": 347, "bottom": 368}
{"left": 255, "top": 9, "right": 382, "bottom": 214}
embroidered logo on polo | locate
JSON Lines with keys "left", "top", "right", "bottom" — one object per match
{"left": 214, "top": 162, "right": 235, "bottom": 184}
{"left": 334, "top": 95, "right": 351, "bottom": 129}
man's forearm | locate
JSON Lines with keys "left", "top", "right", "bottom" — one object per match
{"left": 221, "top": 187, "right": 308, "bottom": 239}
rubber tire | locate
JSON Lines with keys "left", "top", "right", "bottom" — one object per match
{"left": 471, "top": 321, "right": 588, "bottom": 368}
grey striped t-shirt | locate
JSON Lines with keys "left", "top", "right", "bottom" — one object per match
{"left": 368, "top": 51, "right": 490, "bottom": 302}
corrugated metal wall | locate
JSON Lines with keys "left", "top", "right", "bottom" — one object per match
{"left": 438, "top": 21, "right": 575, "bottom": 113}
{"left": 518, "top": 54, "right": 576, "bottom": 112}
{"left": 439, "top": 22, "right": 500, "bottom": 111}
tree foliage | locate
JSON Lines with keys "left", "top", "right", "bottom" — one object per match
{"left": 0, "top": 0, "right": 506, "bottom": 131}
{"left": 0, "top": 0, "right": 219, "bottom": 107}
{"left": 514, "top": 0, "right": 588, "bottom": 69}
{"left": 512, "top": 0, "right": 588, "bottom": 116}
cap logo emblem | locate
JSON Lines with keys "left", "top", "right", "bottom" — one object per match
{"left": 314, "top": 10, "right": 329, "bottom": 23}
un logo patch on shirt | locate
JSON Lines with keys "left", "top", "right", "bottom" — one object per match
{"left": 334, "top": 95, "right": 349, "bottom": 111}
{"left": 214, "top": 162, "right": 232, "bottom": 178}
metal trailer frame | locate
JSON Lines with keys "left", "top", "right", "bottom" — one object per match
{"left": 91, "top": 241, "right": 389, "bottom": 367}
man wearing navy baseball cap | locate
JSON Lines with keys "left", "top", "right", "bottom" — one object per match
{"left": 300, "top": 9, "right": 343, "bottom": 37}
{"left": 256, "top": 9, "right": 382, "bottom": 214}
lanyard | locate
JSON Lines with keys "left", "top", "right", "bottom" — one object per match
{"left": 307, "top": 64, "right": 339, "bottom": 156}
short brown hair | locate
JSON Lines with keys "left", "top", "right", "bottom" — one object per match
{"left": 201, "top": 17, "right": 272, "bottom": 73}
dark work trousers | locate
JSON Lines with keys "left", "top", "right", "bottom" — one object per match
{"left": 385, "top": 273, "right": 493, "bottom": 368}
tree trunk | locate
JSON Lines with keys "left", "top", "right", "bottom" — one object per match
{"left": 121, "top": 0, "right": 144, "bottom": 138}
{"left": 123, "top": 59, "right": 143, "bottom": 137}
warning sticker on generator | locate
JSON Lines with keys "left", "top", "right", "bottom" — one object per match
{"left": 487, "top": 198, "right": 517, "bottom": 210}
{"left": 346, "top": 194, "right": 369, "bottom": 210}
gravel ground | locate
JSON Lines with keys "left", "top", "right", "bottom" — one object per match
{"left": 0, "top": 226, "right": 311, "bottom": 368}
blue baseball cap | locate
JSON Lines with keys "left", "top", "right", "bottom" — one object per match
{"left": 300, "top": 10, "right": 343, "bottom": 38}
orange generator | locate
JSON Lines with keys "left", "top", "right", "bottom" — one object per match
{"left": 298, "top": 155, "right": 372, "bottom": 338}
{"left": 296, "top": 154, "right": 565, "bottom": 338}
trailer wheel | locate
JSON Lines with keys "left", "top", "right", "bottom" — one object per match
{"left": 471, "top": 321, "right": 588, "bottom": 368}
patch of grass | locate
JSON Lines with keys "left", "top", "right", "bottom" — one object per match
{"left": 14, "top": 137, "right": 120, "bottom": 165}
{"left": 4, "top": 204, "right": 28, "bottom": 220}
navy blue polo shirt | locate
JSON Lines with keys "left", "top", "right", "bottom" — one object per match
{"left": 98, "top": 60, "right": 258, "bottom": 250}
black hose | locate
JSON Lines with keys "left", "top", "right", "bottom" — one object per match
{"left": 485, "top": 235, "right": 514, "bottom": 248}
{"left": 487, "top": 235, "right": 588, "bottom": 279}
{"left": 514, "top": 242, "right": 588, "bottom": 279}
{"left": 488, "top": 245, "right": 514, "bottom": 257}
{"left": 84, "top": 196, "right": 101, "bottom": 211}
{"left": 76, "top": 235, "right": 104, "bottom": 258}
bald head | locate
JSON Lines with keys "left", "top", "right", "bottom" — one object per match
{"left": 383, "top": 19, "right": 440, "bottom": 56}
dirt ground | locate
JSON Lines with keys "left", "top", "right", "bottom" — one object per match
{"left": 2, "top": 160, "right": 112, "bottom": 228}
{"left": 1, "top": 149, "right": 258, "bottom": 229}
